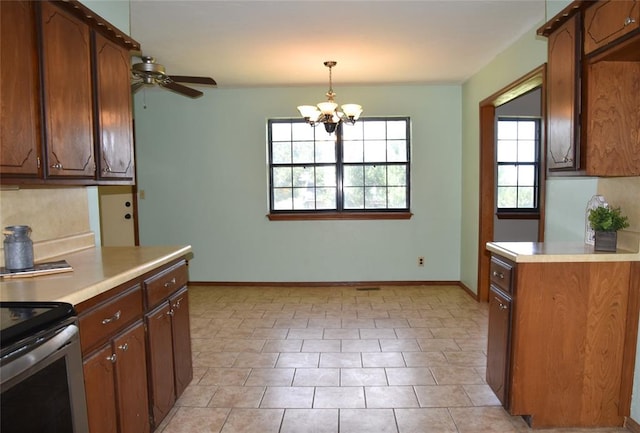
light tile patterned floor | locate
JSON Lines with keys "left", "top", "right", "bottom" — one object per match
{"left": 157, "top": 284, "right": 629, "bottom": 433}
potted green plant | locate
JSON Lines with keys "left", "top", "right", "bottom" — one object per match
{"left": 588, "top": 206, "right": 630, "bottom": 252}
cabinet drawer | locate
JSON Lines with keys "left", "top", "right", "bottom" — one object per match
{"left": 490, "top": 256, "right": 514, "bottom": 294}
{"left": 144, "top": 261, "right": 188, "bottom": 308}
{"left": 79, "top": 285, "right": 143, "bottom": 354}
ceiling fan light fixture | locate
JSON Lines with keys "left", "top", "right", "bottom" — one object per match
{"left": 297, "top": 61, "right": 363, "bottom": 133}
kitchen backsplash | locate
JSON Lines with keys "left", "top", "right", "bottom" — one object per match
{"left": 598, "top": 176, "right": 640, "bottom": 251}
{"left": 0, "top": 187, "right": 95, "bottom": 263}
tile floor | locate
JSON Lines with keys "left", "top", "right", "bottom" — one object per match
{"left": 156, "top": 284, "right": 629, "bottom": 433}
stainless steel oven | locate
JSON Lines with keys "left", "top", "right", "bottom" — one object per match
{"left": 0, "top": 302, "right": 89, "bottom": 433}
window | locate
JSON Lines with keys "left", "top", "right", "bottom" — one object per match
{"left": 268, "top": 117, "right": 410, "bottom": 219}
{"left": 496, "top": 117, "right": 541, "bottom": 215}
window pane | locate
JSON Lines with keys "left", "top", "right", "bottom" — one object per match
{"left": 388, "top": 187, "right": 407, "bottom": 208}
{"left": 315, "top": 140, "right": 336, "bottom": 163}
{"left": 497, "top": 140, "right": 517, "bottom": 162}
{"left": 291, "top": 122, "right": 314, "bottom": 140}
{"left": 342, "top": 122, "right": 363, "bottom": 140}
{"left": 344, "top": 187, "right": 364, "bottom": 208}
{"left": 363, "top": 121, "right": 386, "bottom": 139}
{"left": 292, "top": 141, "right": 314, "bottom": 163}
{"left": 293, "top": 166, "right": 314, "bottom": 187}
{"left": 517, "top": 187, "right": 535, "bottom": 208}
{"left": 518, "top": 165, "right": 535, "bottom": 186}
{"left": 316, "top": 166, "right": 336, "bottom": 187}
{"left": 387, "top": 140, "right": 407, "bottom": 162}
{"left": 272, "top": 141, "right": 291, "bottom": 164}
{"left": 517, "top": 121, "right": 536, "bottom": 140}
{"left": 387, "top": 121, "right": 407, "bottom": 139}
{"left": 293, "top": 187, "right": 315, "bottom": 209}
{"left": 316, "top": 187, "right": 336, "bottom": 209}
{"left": 387, "top": 165, "right": 407, "bottom": 186}
{"left": 272, "top": 167, "right": 292, "bottom": 187}
{"left": 497, "top": 165, "right": 517, "bottom": 186}
{"left": 271, "top": 123, "right": 291, "bottom": 141}
{"left": 518, "top": 140, "right": 536, "bottom": 162}
{"left": 344, "top": 166, "right": 363, "bottom": 187}
{"left": 365, "top": 187, "right": 387, "bottom": 208}
{"left": 364, "top": 140, "right": 387, "bottom": 162}
{"left": 497, "top": 120, "right": 517, "bottom": 139}
{"left": 497, "top": 186, "right": 517, "bottom": 208}
{"left": 343, "top": 140, "right": 364, "bottom": 163}
{"left": 273, "top": 188, "right": 292, "bottom": 210}
{"left": 365, "top": 165, "right": 386, "bottom": 186}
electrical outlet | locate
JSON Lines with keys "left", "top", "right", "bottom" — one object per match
{"left": 418, "top": 256, "right": 425, "bottom": 267}
{"left": 139, "top": 189, "right": 145, "bottom": 200}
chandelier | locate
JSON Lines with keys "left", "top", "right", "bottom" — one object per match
{"left": 297, "top": 61, "right": 363, "bottom": 134}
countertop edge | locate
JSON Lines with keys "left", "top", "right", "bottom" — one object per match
{"left": 486, "top": 241, "right": 640, "bottom": 263}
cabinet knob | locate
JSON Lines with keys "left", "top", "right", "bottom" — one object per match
{"left": 166, "top": 309, "right": 175, "bottom": 317}
{"left": 51, "top": 163, "right": 63, "bottom": 170}
{"left": 624, "top": 16, "right": 636, "bottom": 26}
{"left": 118, "top": 343, "right": 129, "bottom": 352}
{"left": 492, "top": 271, "right": 504, "bottom": 279}
{"left": 102, "top": 310, "right": 121, "bottom": 325}
{"left": 106, "top": 353, "right": 117, "bottom": 363}
{"left": 164, "top": 277, "right": 176, "bottom": 288}
{"left": 173, "top": 297, "right": 183, "bottom": 309}
{"left": 494, "top": 297, "right": 509, "bottom": 311}
{"left": 103, "top": 165, "right": 112, "bottom": 173}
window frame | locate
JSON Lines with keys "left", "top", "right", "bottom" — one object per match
{"left": 495, "top": 116, "right": 542, "bottom": 219}
{"left": 267, "top": 117, "right": 412, "bottom": 220}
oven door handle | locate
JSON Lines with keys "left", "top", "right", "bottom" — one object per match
{"left": 0, "top": 324, "right": 79, "bottom": 384}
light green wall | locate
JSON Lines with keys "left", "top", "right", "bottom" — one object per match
{"left": 79, "top": 0, "right": 130, "bottom": 34}
{"left": 134, "top": 84, "right": 462, "bottom": 282}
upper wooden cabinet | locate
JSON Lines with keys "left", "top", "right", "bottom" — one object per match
{"left": 40, "top": 1, "right": 96, "bottom": 179}
{"left": 94, "top": 33, "right": 135, "bottom": 181}
{"left": 0, "top": 2, "right": 42, "bottom": 177}
{"left": 584, "top": 0, "right": 639, "bottom": 54}
{"left": 0, "top": 0, "right": 140, "bottom": 185}
{"left": 546, "top": 14, "right": 582, "bottom": 172}
{"left": 540, "top": 0, "right": 640, "bottom": 177}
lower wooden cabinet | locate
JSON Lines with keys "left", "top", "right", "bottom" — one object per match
{"left": 146, "top": 286, "right": 192, "bottom": 427}
{"left": 78, "top": 258, "right": 192, "bottom": 433}
{"left": 83, "top": 321, "right": 150, "bottom": 433}
{"left": 486, "top": 254, "right": 640, "bottom": 428}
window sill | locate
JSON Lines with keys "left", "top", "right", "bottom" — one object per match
{"left": 267, "top": 212, "right": 413, "bottom": 221}
{"left": 496, "top": 211, "right": 540, "bottom": 220}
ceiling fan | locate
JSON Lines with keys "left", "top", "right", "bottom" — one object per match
{"left": 131, "top": 56, "right": 217, "bottom": 98}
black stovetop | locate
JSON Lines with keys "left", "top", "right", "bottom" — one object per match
{"left": 0, "top": 302, "right": 75, "bottom": 348}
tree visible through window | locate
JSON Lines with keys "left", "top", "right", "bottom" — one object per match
{"left": 268, "top": 118, "right": 410, "bottom": 215}
{"left": 496, "top": 118, "right": 540, "bottom": 214}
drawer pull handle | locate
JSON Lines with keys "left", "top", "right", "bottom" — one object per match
{"left": 102, "top": 310, "right": 121, "bottom": 325}
{"left": 118, "top": 343, "right": 129, "bottom": 352}
{"left": 51, "top": 163, "right": 63, "bottom": 170}
{"left": 495, "top": 297, "right": 508, "bottom": 311}
{"left": 167, "top": 309, "right": 175, "bottom": 317}
{"left": 164, "top": 277, "right": 177, "bottom": 288}
{"left": 492, "top": 271, "right": 504, "bottom": 279}
{"left": 624, "top": 16, "right": 636, "bottom": 26}
{"left": 106, "top": 354, "right": 117, "bottom": 363}
{"left": 173, "top": 297, "right": 183, "bottom": 309}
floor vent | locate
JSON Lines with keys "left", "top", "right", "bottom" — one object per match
{"left": 356, "top": 287, "right": 380, "bottom": 291}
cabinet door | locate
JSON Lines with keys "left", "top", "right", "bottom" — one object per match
{"left": 584, "top": 0, "right": 639, "bottom": 54}
{"left": 547, "top": 14, "right": 582, "bottom": 172}
{"left": 40, "top": 1, "right": 95, "bottom": 178}
{"left": 170, "top": 288, "right": 193, "bottom": 397}
{"left": 113, "top": 322, "right": 150, "bottom": 433}
{"left": 83, "top": 345, "right": 118, "bottom": 433}
{"left": 486, "top": 286, "right": 511, "bottom": 407}
{"left": 94, "top": 32, "right": 135, "bottom": 181}
{"left": 0, "top": 1, "right": 42, "bottom": 177}
{"left": 146, "top": 302, "right": 176, "bottom": 427}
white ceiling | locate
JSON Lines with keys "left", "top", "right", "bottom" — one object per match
{"left": 129, "top": 0, "right": 546, "bottom": 88}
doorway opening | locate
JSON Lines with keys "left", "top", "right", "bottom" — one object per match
{"left": 476, "top": 65, "right": 546, "bottom": 302}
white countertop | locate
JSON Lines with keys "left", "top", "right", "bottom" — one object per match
{"left": 486, "top": 241, "right": 640, "bottom": 263}
{"left": 0, "top": 245, "right": 192, "bottom": 305}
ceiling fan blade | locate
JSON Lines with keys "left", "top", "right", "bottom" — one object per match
{"left": 131, "top": 81, "right": 145, "bottom": 94}
{"left": 168, "top": 75, "right": 217, "bottom": 86}
{"left": 160, "top": 81, "right": 204, "bottom": 98}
